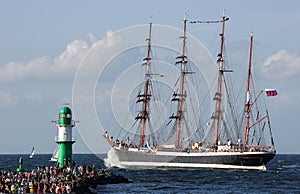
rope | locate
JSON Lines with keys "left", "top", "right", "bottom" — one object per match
{"left": 190, "top": 20, "right": 223, "bottom": 24}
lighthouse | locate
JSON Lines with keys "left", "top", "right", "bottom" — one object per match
{"left": 54, "top": 106, "right": 76, "bottom": 167}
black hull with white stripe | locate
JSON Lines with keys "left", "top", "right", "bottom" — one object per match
{"left": 108, "top": 147, "right": 275, "bottom": 171}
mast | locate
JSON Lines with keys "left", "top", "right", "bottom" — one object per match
{"left": 189, "top": 14, "right": 230, "bottom": 148}
{"left": 213, "top": 15, "right": 229, "bottom": 146}
{"left": 243, "top": 32, "right": 253, "bottom": 150}
{"left": 136, "top": 17, "right": 153, "bottom": 147}
{"left": 169, "top": 13, "right": 188, "bottom": 149}
{"left": 177, "top": 13, "right": 187, "bottom": 149}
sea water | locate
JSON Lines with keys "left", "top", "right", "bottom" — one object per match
{"left": 0, "top": 154, "right": 299, "bottom": 193}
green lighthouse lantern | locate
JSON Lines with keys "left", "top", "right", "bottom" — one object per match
{"left": 59, "top": 106, "right": 72, "bottom": 125}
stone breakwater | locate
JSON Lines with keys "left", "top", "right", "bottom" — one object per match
{"left": 0, "top": 165, "right": 130, "bottom": 193}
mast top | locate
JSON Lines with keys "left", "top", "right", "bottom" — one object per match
{"left": 250, "top": 30, "right": 253, "bottom": 37}
{"left": 184, "top": 12, "right": 188, "bottom": 21}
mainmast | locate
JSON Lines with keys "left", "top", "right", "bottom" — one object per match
{"left": 243, "top": 32, "right": 253, "bottom": 150}
{"left": 135, "top": 17, "right": 153, "bottom": 147}
{"left": 169, "top": 13, "right": 188, "bottom": 149}
{"left": 213, "top": 15, "right": 229, "bottom": 146}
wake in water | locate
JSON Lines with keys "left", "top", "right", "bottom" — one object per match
{"left": 104, "top": 148, "right": 122, "bottom": 168}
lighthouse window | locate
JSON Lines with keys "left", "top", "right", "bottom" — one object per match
{"left": 60, "top": 114, "right": 66, "bottom": 118}
{"left": 67, "top": 114, "right": 71, "bottom": 118}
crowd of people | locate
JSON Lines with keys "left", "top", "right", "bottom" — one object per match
{"left": 0, "top": 164, "right": 101, "bottom": 193}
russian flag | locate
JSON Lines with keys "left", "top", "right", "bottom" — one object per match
{"left": 265, "top": 89, "right": 278, "bottom": 97}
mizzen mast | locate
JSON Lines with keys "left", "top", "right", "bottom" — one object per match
{"left": 135, "top": 17, "right": 153, "bottom": 147}
{"left": 243, "top": 32, "right": 253, "bottom": 150}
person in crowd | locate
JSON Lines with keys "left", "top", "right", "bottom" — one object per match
{"left": 0, "top": 164, "right": 105, "bottom": 193}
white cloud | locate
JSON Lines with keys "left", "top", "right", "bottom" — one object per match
{"left": 0, "top": 57, "right": 52, "bottom": 82}
{"left": 87, "top": 33, "right": 99, "bottom": 44}
{"left": 0, "top": 34, "right": 98, "bottom": 83}
{"left": 54, "top": 39, "right": 89, "bottom": 68}
{"left": 261, "top": 50, "right": 300, "bottom": 79}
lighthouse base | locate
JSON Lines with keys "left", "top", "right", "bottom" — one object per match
{"left": 56, "top": 141, "right": 75, "bottom": 167}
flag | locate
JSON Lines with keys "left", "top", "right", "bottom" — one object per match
{"left": 265, "top": 89, "right": 278, "bottom": 97}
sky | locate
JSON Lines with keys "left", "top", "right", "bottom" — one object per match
{"left": 0, "top": 0, "right": 299, "bottom": 154}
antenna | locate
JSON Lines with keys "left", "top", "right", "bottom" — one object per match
{"left": 62, "top": 102, "right": 70, "bottom": 106}
{"left": 184, "top": 12, "right": 188, "bottom": 21}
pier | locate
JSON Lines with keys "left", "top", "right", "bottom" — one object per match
{"left": 0, "top": 165, "right": 129, "bottom": 193}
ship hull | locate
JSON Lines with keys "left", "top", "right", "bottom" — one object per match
{"left": 108, "top": 147, "right": 275, "bottom": 170}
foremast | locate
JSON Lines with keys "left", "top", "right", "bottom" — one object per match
{"left": 135, "top": 17, "right": 153, "bottom": 147}
{"left": 169, "top": 13, "right": 189, "bottom": 149}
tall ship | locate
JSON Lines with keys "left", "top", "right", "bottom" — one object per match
{"left": 103, "top": 15, "right": 276, "bottom": 170}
